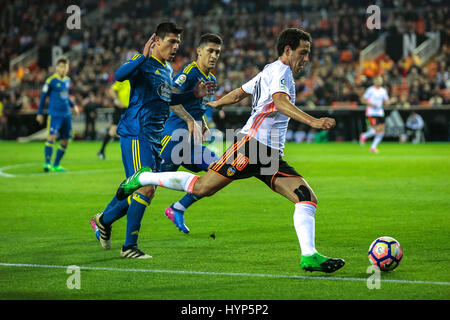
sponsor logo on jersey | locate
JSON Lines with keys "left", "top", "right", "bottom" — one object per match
{"left": 157, "top": 82, "right": 172, "bottom": 101}
{"left": 175, "top": 74, "right": 187, "bottom": 86}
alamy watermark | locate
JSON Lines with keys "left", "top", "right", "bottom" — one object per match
{"left": 366, "top": 265, "right": 381, "bottom": 289}
{"left": 66, "top": 265, "right": 81, "bottom": 289}
{"left": 66, "top": 5, "right": 81, "bottom": 30}
{"left": 366, "top": 5, "right": 381, "bottom": 30}
{"left": 165, "top": 126, "right": 281, "bottom": 176}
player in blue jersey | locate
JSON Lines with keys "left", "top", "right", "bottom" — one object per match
{"left": 90, "top": 22, "right": 215, "bottom": 259}
{"left": 36, "top": 56, "right": 79, "bottom": 172}
{"left": 160, "top": 33, "right": 223, "bottom": 233}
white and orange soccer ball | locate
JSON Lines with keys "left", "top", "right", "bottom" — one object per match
{"left": 368, "top": 236, "right": 403, "bottom": 271}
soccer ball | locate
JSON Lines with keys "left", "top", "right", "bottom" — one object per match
{"left": 368, "top": 236, "right": 403, "bottom": 271}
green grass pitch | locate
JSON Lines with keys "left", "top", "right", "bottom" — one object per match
{"left": 0, "top": 140, "right": 449, "bottom": 300}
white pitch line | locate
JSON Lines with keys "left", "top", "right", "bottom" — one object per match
{"left": 24, "top": 168, "right": 122, "bottom": 177}
{"left": 0, "top": 162, "right": 39, "bottom": 177}
{"left": 1, "top": 262, "right": 449, "bottom": 286}
{"left": 0, "top": 161, "right": 122, "bottom": 178}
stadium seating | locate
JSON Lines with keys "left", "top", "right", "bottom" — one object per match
{"left": 0, "top": 0, "right": 448, "bottom": 139}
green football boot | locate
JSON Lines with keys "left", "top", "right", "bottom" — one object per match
{"left": 116, "top": 166, "right": 152, "bottom": 200}
{"left": 43, "top": 163, "right": 52, "bottom": 172}
{"left": 301, "top": 252, "right": 345, "bottom": 273}
{"left": 51, "top": 165, "right": 67, "bottom": 172}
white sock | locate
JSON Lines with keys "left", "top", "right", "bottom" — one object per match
{"left": 138, "top": 171, "right": 198, "bottom": 193}
{"left": 293, "top": 202, "right": 318, "bottom": 256}
{"left": 362, "top": 128, "right": 376, "bottom": 140}
{"left": 371, "top": 133, "right": 384, "bottom": 149}
{"left": 173, "top": 202, "right": 186, "bottom": 211}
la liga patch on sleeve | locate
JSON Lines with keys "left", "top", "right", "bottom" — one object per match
{"left": 175, "top": 74, "right": 187, "bottom": 86}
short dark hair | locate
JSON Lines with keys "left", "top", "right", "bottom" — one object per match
{"left": 198, "top": 33, "right": 223, "bottom": 47}
{"left": 56, "top": 56, "right": 69, "bottom": 65}
{"left": 276, "top": 28, "right": 312, "bottom": 56}
{"left": 155, "top": 22, "right": 183, "bottom": 39}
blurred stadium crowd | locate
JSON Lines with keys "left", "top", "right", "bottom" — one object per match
{"left": 0, "top": 0, "right": 449, "bottom": 138}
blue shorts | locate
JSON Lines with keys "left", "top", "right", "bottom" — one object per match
{"left": 47, "top": 115, "right": 72, "bottom": 139}
{"left": 120, "top": 137, "right": 162, "bottom": 178}
{"left": 204, "top": 106, "right": 214, "bottom": 124}
{"left": 160, "top": 133, "right": 219, "bottom": 173}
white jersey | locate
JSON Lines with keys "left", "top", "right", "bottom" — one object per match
{"left": 363, "top": 85, "right": 389, "bottom": 117}
{"left": 240, "top": 60, "right": 295, "bottom": 153}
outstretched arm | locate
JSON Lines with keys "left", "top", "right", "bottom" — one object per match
{"left": 273, "top": 93, "right": 336, "bottom": 130}
{"left": 206, "top": 87, "right": 250, "bottom": 109}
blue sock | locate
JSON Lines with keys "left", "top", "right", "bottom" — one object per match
{"left": 175, "top": 193, "right": 202, "bottom": 211}
{"left": 44, "top": 141, "right": 54, "bottom": 164}
{"left": 124, "top": 193, "right": 151, "bottom": 247}
{"left": 102, "top": 195, "right": 130, "bottom": 225}
{"left": 53, "top": 144, "right": 67, "bottom": 167}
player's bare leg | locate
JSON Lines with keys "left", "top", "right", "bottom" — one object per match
{"left": 190, "top": 170, "right": 232, "bottom": 197}
{"left": 370, "top": 123, "right": 385, "bottom": 153}
{"left": 47, "top": 134, "right": 57, "bottom": 142}
{"left": 272, "top": 176, "right": 345, "bottom": 273}
{"left": 272, "top": 176, "right": 317, "bottom": 204}
{"left": 133, "top": 185, "right": 156, "bottom": 201}
{"left": 360, "top": 125, "right": 375, "bottom": 145}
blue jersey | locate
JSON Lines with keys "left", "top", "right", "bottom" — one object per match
{"left": 160, "top": 62, "right": 219, "bottom": 173}
{"left": 165, "top": 61, "right": 217, "bottom": 131}
{"left": 38, "top": 74, "right": 74, "bottom": 117}
{"left": 116, "top": 54, "right": 199, "bottom": 147}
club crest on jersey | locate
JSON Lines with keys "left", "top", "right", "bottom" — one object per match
{"left": 175, "top": 74, "right": 187, "bottom": 86}
{"left": 227, "top": 166, "right": 236, "bottom": 177}
{"left": 158, "top": 82, "right": 172, "bottom": 101}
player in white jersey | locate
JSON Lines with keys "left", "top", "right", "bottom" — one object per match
{"left": 359, "top": 76, "right": 390, "bottom": 153}
{"left": 116, "top": 28, "right": 345, "bottom": 273}
{"left": 238, "top": 58, "right": 294, "bottom": 151}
